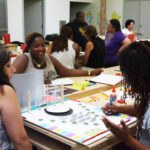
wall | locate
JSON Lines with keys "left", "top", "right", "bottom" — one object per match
{"left": 106, "top": 0, "right": 124, "bottom": 28}
{"left": 24, "top": 0, "right": 43, "bottom": 36}
{"left": 7, "top": 0, "right": 24, "bottom": 42}
{"left": 44, "top": 0, "right": 70, "bottom": 36}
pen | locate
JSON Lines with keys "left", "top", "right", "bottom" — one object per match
{"left": 85, "top": 80, "right": 96, "bottom": 84}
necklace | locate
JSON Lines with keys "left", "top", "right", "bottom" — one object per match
{"left": 32, "top": 58, "right": 45, "bottom": 68}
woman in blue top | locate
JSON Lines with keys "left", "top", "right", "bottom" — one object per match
{"left": 104, "top": 19, "right": 130, "bottom": 67}
{"left": 102, "top": 42, "right": 150, "bottom": 150}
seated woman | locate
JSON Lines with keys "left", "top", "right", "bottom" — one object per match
{"left": 83, "top": 25, "right": 105, "bottom": 69}
{"left": 102, "top": 42, "right": 150, "bottom": 150}
{"left": 0, "top": 47, "right": 31, "bottom": 150}
{"left": 46, "top": 26, "right": 80, "bottom": 69}
{"left": 13, "top": 32, "right": 102, "bottom": 83}
{"left": 104, "top": 19, "right": 130, "bottom": 68}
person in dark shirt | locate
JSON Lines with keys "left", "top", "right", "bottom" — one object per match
{"left": 65, "top": 11, "right": 88, "bottom": 51}
{"left": 83, "top": 25, "right": 105, "bottom": 68}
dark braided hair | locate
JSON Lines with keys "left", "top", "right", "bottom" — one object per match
{"left": 0, "top": 47, "right": 13, "bottom": 93}
{"left": 119, "top": 42, "right": 150, "bottom": 136}
{"left": 24, "top": 32, "right": 45, "bottom": 53}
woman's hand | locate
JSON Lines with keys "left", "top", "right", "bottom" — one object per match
{"left": 91, "top": 68, "right": 104, "bottom": 76}
{"left": 102, "top": 117, "right": 132, "bottom": 141}
{"left": 101, "top": 103, "right": 120, "bottom": 115}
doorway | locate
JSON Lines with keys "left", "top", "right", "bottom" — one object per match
{"left": 24, "top": 0, "right": 43, "bottom": 37}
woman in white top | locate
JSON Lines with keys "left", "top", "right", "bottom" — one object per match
{"left": 122, "top": 19, "right": 137, "bottom": 38}
{"left": 47, "top": 26, "right": 80, "bottom": 69}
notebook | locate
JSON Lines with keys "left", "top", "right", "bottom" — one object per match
{"left": 89, "top": 74, "right": 123, "bottom": 85}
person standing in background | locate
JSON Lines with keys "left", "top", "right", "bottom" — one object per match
{"left": 65, "top": 11, "right": 88, "bottom": 51}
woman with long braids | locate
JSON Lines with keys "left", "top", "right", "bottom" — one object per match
{"left": 102, "top": 42, "right": 150, "bottom": 150}
{"left": 0, "top": 47, "right": 31, "bottom": 150}
{"left": 13, "top": 32, "right": 103, "bottom": 83}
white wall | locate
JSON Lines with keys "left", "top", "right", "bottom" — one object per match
{"left": 7, "top": 0, "right": 24, "bottom": 42}
{"left": 44, "top": 0, "right": 70, "bottom": 36}
{"left": 106, "top": 0, "right": 124, "bottom": 27}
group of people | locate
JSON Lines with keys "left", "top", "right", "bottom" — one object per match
{"left": 46, "top": 12, "right": 137, "bottom": 69}
{"left": 0, "top": 11, "right": 150, "bottom": 150}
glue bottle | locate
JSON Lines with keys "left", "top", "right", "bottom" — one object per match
{"left": 109, "top": 87, "right": 116, "bottom": 105}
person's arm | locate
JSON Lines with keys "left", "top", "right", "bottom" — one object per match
{"left": 46, "top": 43, "right": 53, "bottom": 55}
{"left": 50, "top": 55, "right": 103, "bottom": 77}
{"left": 0, "top": 85, "right": 32, "bottom": 150}
{"left": 116, "top": 38, "right": 131, "bottom": 57}
{"left": 72, "top": 43, "right": 81, "bottom": 58}
{"left": 83, "top": 42, "right": 93, "bottom": 65}
{"left": 101, "top": 103, "right": 137, "bottom": 116}
{"left": 102, "top": 117, "right": 150, "bottom": 150}
{"left": 13, "top": 54, "right": 28, "bottom": 73}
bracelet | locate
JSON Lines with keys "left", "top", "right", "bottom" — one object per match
{"left": 88, "top": 70, "right": 91, "bottom": 76}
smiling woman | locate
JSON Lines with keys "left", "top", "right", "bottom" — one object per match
{"left": 13, "top": 32, "right": 103, "bottom": 83}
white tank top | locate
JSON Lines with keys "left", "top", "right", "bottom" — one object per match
{"left": 24, "top": 53, "right": 57, "bottom": 81}
{"left": 52, "top": 40, "right": 76, "bottom": 69}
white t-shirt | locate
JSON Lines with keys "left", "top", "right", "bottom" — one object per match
{"left": 52, "top": 40, "right": 76, "bottom": 69}
{"left": 122, "top": 28, "right": 133, "bottom": 36}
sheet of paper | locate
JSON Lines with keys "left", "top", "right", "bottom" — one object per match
{"left": 11, "top": 71, "right": 44, "bottom": 109}
{"left": 52, "top": 78, "right": 74, "bottom": 86}
{"left": 90, "top": 74, "right": 122, "bottom": 85}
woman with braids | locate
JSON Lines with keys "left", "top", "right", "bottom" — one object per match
{"left": 102, "top": 42, "right": 150, "bottom": 150}
{"left": 13, "top": 32, "right": 103, "bottom": 83}
{"left": 47, "top": 26, "right": 80, "bottom": 69}
{"left": 0, "top": 47, "right": 32, "bottom": 150}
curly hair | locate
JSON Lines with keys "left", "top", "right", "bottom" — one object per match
{"left": 24, "top": 32, "right": 45, "bottom": 53}
{"left": 0, "top": 47, "right": 13, "bottom": 93}
{"left": 83, "top": 25, "right": 98, "bottom": 40}
{"left": 119, "top": 42, "right": 150, "bottom": 136}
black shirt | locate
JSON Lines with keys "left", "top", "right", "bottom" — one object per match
{"left": 65, "top": 19, "right": 88, "bottom": 51}
{"left": 86, "top": 37, "right": 105, "bottom": 68}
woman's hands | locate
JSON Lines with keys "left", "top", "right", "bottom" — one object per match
{"left": 102, "top": 117, "right": 132, "bottom": 142}
{"left": 101, "top": 103, "right": 120, "bottom": 115}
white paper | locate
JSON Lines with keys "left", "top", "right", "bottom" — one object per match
{"left": 51, "top": 78, "right": 74, "bottom": 86}
{"left": 90, "top": 74, "right": 122, "bottom": 85}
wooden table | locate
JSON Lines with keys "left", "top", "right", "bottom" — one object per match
{"left": 24, "top": 66, "right": 137, "bottom": 150}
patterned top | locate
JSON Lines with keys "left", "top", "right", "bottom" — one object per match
{"left": 24, "top": 53, "right": 57, "bottom": 81}
{"left": 0, "top": 116, "right": 11, "bottom": 150}
{"left": 139, "top": 102, "right": 150, "bottom": 147}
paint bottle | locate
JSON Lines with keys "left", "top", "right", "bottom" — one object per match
{"left": 109, "top": 87, "right": 116, "bottom": 105}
